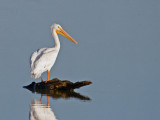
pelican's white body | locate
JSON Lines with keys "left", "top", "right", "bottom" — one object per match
{"left": 30, "top": 100, "right": 57, "bottom": 120}
{"left": 30, "top": 47, "right": 59, "bottom": 78}
{"left": 30, "top": 24, "right": 60, "bottom": 79}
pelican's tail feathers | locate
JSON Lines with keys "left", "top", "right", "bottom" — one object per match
{"left": 31, "top": 71, "right": 41, "bottom": 79}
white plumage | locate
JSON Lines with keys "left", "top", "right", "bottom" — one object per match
{"left": 30, "top": 24, "right": 77, "bottom": 82}
{"left": 30, "top": 47, "right": 58, "bottom": 79}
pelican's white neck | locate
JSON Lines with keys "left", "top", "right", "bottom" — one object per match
{"left": 52, "top": 29, "right": 60, "bottom": 50}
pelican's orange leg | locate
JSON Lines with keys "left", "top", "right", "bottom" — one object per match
{"left": 41, "top": 75, "right": 43, "bottom": 82}
{"left": 45, "top": 70, "right": 50, "bottom": 83}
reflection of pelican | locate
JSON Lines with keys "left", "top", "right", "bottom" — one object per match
{"left": 30, "top": 24, "right": 77, "bottom": 83}
{"left": 30, "top": 95, "right": 57, "bottom": 120}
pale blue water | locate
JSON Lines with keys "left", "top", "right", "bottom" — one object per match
{"left": 0, "top": 0, "right": 160, "bottom": 120}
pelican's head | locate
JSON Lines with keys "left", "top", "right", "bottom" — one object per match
{"left": 51, "top": 24, "right": 78, "bottom": 44}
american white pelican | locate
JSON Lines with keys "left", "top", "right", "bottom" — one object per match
{"left": 30, "top": 24, "right": 77, "bottom": 82}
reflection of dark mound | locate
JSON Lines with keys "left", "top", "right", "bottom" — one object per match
{"left": 24, "top": 78, "right": 92, "bottom": 101}
{"left": 25, "top": 88, "right": 91, "bottom": 100}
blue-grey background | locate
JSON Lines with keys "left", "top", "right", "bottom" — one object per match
{"left": 0, "top": 0, "right": 160, "bottom": 120}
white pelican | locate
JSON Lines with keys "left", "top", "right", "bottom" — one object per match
{"left": 30, "top": 24, "right": 77, "bottom": 82}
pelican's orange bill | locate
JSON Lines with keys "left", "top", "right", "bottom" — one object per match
{"left": 56, "top": 27, "right": 78, "bottom": 44}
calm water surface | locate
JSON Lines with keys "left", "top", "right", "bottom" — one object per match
{"left": 0, "top": 0, "right": 160, "bottom": 120}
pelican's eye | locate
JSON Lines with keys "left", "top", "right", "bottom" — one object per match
{"left": 58, "top": 26, "right": 61, "bottom": 30}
